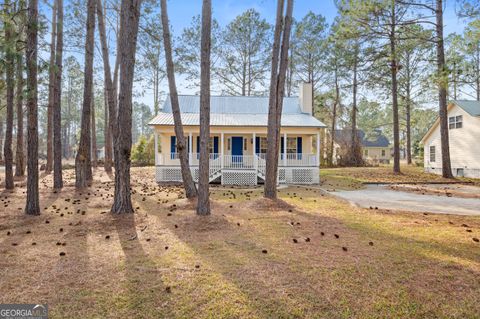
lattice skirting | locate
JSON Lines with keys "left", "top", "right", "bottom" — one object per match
{"left": 156, "top": 167, "right": 183, "bottom": 182}
{"left": 156, "top": 166, "right": 320, "bottom": 185}
{"left": 281, "top": 167, "right": 319, "bottom": 184}
{"left": 221, "top": 170, "right": 257, "bottom": 186}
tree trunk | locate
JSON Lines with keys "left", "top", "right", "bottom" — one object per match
{"left": 160, "top": 0, "right": 197, "bottom": 199}
{"left": 91, "top": 99, "right": 97, "bottom": 167}
{"left": 264, "top": 0, "right": 285, "bottom": 199}
{"left": 328, "top": 64, "right": 339, "bottom": 167}
{"left": 405, "top": 71, "right": 412, "bottom": 165}
{"left": 111, "top": 0, "right": 142, "bottom": 214}
{"left": 350, "top": 43, "right": 362, "bottom": 166}
{"left": 45, "top": 0, "right": 57, "bottom": 174}
{"left": 15, "top": 0, "right": 26, "bottom": 177}
{"left": 65, "top": 76, "right": 72, "bottom": 158}
{"left": 196, "top": 0, "right": 212, "bottom": 216}
{"left": 0, "top": 116, "right": 3, "bottom": 162}
{"left": 436, "top": 0, "right": 453, "bottom": 178}
{"left": 265, "top": 0, "right": 293, "bottom": 199}
{"left": 53, "top": 0, "right": 63, "bottom": 189}
{"left": 390, "top": 6, "right": 400, "bottom": 174}
{"left": 96, "top": 0, "right": 114, "bottom": 173}
{"left": 75, "top": 0, "right": 96, "bottom": 188}
{"left": 25, "top": 0, "right": 40, "bottom": 215}
{"left": 4, "top": 0, "right": 15, "bottom": 190}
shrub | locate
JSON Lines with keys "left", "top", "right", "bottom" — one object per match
{"left": 131, "top": 135, "right": 155, "bottom": 166}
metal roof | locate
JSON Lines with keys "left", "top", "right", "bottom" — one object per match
{"left": 149, "top": 95, "right": 326, "bottom": 127}
{"left": 453, "top": 100, "right": 480, "bottom": 116}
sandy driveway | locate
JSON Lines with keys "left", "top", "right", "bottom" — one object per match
{"left": 328, "top": 184, "right": 480, "bottom": 216}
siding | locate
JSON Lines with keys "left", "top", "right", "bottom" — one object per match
{"left": 424, "top": 104, "right": 480, "bottom": 176}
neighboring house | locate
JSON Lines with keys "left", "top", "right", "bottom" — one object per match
{"left": 148, "top": 83, "right": 326, "bottom": 186}
{"left": 334, "top": 129, "right": 391, "bottom": 164}
{"left": 421, "top": 100, "right": 480, "bottom": 178}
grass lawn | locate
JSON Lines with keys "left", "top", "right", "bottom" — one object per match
{"left": 0, "top": 167, "right": 479, "bottom": 318}
{"left": 320, "top": 165, "right": 480, "bottom": 190}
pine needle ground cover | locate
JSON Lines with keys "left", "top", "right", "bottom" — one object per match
{"left": 0, "top": 167, "right": 479, "bottom": 318}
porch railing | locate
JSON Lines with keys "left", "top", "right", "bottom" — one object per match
{"left": 158, "top": 153, "right": 317, "bottom": 168}
{"left": 256, "top": 153, "right": 317, "bottom": 167}
{"left": 224, "top": 155, "right": 255, "bottom": 169}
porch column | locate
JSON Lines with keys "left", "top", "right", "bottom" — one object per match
{"left": 154, "top": 131, "right": 159, "bottom": 165}
{"left": 253, "top": 132, "right": 257, "bottom": 169}
{"left": 221, "top": 132, "right": 224, "bottom": 169}
{"left": 316, "top": 132, "right": 320, "bottom": 167}
{"left": 283, "top": 132, "right": 287, "bottom": 167}
{"left": 188, "top": 132, "right": 192, "bottom": 163}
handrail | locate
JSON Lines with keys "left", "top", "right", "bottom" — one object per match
{"left": 162, "top": 153, "right": 318, "bottom": 168}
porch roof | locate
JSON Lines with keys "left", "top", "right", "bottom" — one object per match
{"left": 148, "top": 95, "right": 327, "bottom": 128}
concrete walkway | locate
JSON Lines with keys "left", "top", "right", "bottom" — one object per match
{"left": 328, "top": 184, "right": 480, "bottom": 216}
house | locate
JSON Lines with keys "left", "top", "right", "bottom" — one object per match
{"left": 148, "top": 83, "right": 326, "bottom": 186}
{"left": 421, "top": 100, "right": 480, "bottom": 178}
{"left": 334, "top": 129, "right": 391, "bottom": 164}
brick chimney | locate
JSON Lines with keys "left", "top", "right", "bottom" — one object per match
{"left": 299, "top": 82, "right": 313, "bottom": 115}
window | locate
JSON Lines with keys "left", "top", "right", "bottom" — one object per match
{"left": 449, "top": 115, "right": 462, "bottom": 129}
{"left": 287, "top": 137, "right": 297, "bottom": 154}
{"left": 381, "top": 149, "right": 386, "bottom": 157}
{"left": 430, "top": 145, "right": 436, "bottom": 162}
{"left": 259, "top": 137, "right": 268, "bottom": 154}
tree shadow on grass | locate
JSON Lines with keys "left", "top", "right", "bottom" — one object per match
{"left": 145, "top": 198, "right": 362, "bottom": 318}
{"left": 114, "top": 213, "right": 173, "bottom": 318}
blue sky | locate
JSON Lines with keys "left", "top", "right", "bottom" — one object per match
{"left": 141, "top": 0, "right": 469, "bottom": 104}
{"left": 166, "top": 0, "right": 466, "bottom": 36}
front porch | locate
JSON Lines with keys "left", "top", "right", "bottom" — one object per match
{"left": 154, "top": 130, "right": 321, "bottom": 185}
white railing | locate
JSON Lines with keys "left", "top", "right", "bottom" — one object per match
{"left": 284, "top": 153, "right": 317, "bottom": 167}
{"left": 158, "top": 153, "right": 318, "bottom": 168}
{"left": 256, "top": 153, "right": 317, "bottom": 167}
{"left": 209, "top": 154, "right": 222, "bottom": 178}
{"left": 256, "top": 155, "right": 266, "bottom": 176}
{"left": 224, "top": 155, "right": 255, "bottom": 169}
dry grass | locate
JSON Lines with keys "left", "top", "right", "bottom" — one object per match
{"left": 0, "top": 167, "right": 479, "bottom": 318}
{"left": 321, "top": 165, "right": 479, "bottom": 190}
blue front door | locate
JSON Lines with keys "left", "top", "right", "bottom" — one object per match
{"left": 231, "top": 136, "right": 243, "bottom": 162}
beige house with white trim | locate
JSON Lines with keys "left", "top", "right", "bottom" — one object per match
{"left": 148, "top": 83, "right": 326, "bottom": 186}
{"left": 421, "top": 100, "right": 480, "bottom": 178}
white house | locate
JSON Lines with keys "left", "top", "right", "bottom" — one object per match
{"left": 148, "top": 83, "right": 327, "bottom": 186}
{"left": 421, "top": 100, "right": 480, "bottom": 178}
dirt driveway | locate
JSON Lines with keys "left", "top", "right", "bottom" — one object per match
{"left": 327, "top": 184, "right": 480, "bottom": 216}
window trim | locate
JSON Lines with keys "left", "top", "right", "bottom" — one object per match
{"left": 429, "top": 145, "right": 436, "bottom": 163}
{"left": 449, "top": 115, "right": 462, "bottom": 129}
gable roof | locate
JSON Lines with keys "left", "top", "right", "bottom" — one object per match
{"left": 454, "top": 100, "right": 480, "bottom": 116}
{"left": 149, "top": 95, "right": 326, "bottom": 127}
{"left": 335, "top": 129, "right": 390, "bottom": 148}
{"left": 420, "top": 100, "right": 480, "bottom": 144}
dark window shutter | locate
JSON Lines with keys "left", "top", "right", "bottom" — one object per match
{"left": 170, "top": 136, "right": 176, "bottom": 159}
{"left": 297, "top": 137, "right": 302, "bottom": 159}
{"left": 281, "top": 137, "right": 284, "bottom": 160}
{"left": 255, "top": 136, "right": 260, "bottom": 154}
{"left": 213, "top": 136, "right": 219, "bottom": 155}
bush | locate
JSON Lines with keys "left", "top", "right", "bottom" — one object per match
{"left": 131, "top": 135, "right": 155, "bottom": 166}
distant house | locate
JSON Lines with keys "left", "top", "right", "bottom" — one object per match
{"left": 334, "top": 129, "right": 391, "bottom": 164}
{"left": 148, "top": 83, "right": 327, "bottom": 186}
{"left": 421, "top": 100, "right": 480, "bottom": 178}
